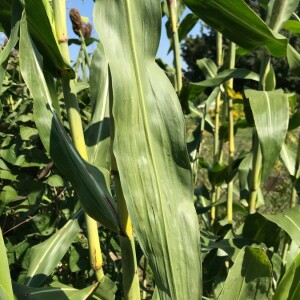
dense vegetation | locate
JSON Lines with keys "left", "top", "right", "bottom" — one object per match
{"left": 1, "top": 0, "right": 300, "bottom": 299}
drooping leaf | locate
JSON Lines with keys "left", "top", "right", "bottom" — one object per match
{"left": 262, "top": 206, "right": 300, "bottom": 247}
{"left": 24, "top": 0, "right": 73, "bottom": 77}
{"left": 183, "top": 0, "right": 288, "bottom": 57}
{"left": 0, "top": 228, "right": 14, "bottom": 300}
{"left": 245, "top": 89, "right": 289, "bottom": 181}
{"left": 24, "top": 220, "right": 80, "bottom": 287}
{"left": 19, "top": 13, "right": 119, "bottom": 232}
{"left": 273, "top": 251, "right": 300, "bottom": 300}
{"left": 94, "top": 0, "right": 202, "bottom": 299}
{"left": 218, "top": 247, "right": 272, "bottom": 300}
{"left": 192, "top": 68, "right": 259, "bottom": 88}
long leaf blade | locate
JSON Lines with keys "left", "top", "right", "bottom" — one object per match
{"left": 245, "top": 89, "right": 289, "bottom": 181}
{"left": 24, "top": 220, "right": 80, "bottom": 287}
{"left": 19, "top": 13, "right": 119, "bottom": 232}
{"left": 94, "top": 0, "right": 201, "bottom": 299}
{"left": 0, "top": 228, "right": 14, "bottom": 300}
{"left": 183, "top": 0, "right": 288, "bottom": 57}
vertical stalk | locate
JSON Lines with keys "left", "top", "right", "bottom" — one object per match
{"left": 248, "top": 53, "right": 270, "bottom": 214}
{"left": 226, "top": 41, "right": 236, "bottom": 224}
{"left": 111, "top": 120, "right": 140, "bottom": 300}
{"left": 211, "top": 32, "right": 223, "bottom": 225}
{"left": 167, "top": 0, "right": 182, "bottom": 93}
{"left": 53, "top": 0, "right": 104, "bottom": 282}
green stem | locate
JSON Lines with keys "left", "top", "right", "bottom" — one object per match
{"left": 53, "top": 0, "right": 104, "bottom": 282}
{"left": 226, "top": 41, "right": 236, "bottom": 224}
{"left": 167, "top": 0, "right": 182, "bottom": 93}
{"left": 211, "top": 33, "right": 223, "bottom": 225}
{"left": 79, "top": 30, "right": 91, "bottom": 67}
{"left": 110, "top": 101, "right": 140, "bottom": 300}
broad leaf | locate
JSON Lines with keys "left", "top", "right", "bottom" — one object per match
{"left": 94, "top": 0, "right": 201, "bottom": 299}
{"left": 218, "top": 247, "right": 272, "bottom": 300}
{"left": 273, "top": 251, "right": 300, "bottom": 300}
{"left": 0, "top": 228, "right": 14, "bottom": 300}
{"left": 263, "top": 206, "right": 300, "bottom": 247}
{"left": 19, "top": 13, "right": 119, "bottom": 232}
{"left": 24, "top": 220, "right": 80, "bottom": 287}
{"left": 245, "top": 89, "right": 289, "bottom": 181}
{"left": 183, "top": 0, "right": 288, "bottom": 57}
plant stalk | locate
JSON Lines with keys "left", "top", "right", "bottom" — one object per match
{"left": 167, "top": 0, "right": 182, "bottom": 93}
{"left": 211, "top": 32, "right": 223, "bottom": 225}
{"left": 226, "top": 41, "right": 236, "bottom": 224}
{"left": 110, "top": 101, "right": 140, "bottom": 300}
{"left": 53, "top": 0, "right": 104, "bottom": 282}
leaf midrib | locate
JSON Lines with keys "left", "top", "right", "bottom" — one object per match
{"left": 123, "top": 0, "right": 176, "bottom": 295}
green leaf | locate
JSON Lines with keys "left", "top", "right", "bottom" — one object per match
{"left": 84, "top": 43, "right": 111, "bottom": 175}
{"left": 94, "top": 0, "right": 201, "bottom": 299}
{"left": 273, "top": 251, "right": 300, "bottom": 300}
{"left": 287, "top": 44, "right": 300, "bottom": 76}
{"left": 266, "top": 0, "right": 299, "bottom": 33}
{"left": 0, "top": 185, "right": 18, "bottom": 203}
{"left": 0, "top": 228, "right": 14, "bottom": 300}
{"left": 24, "top": 220, "right": 80, "bottom": 287}
{"left": 19, "top": 13, "right": 119, "bottom": 232}
{"left": 262, "top": 206, "right": 300, "bottom": 247}
{"left": 20, "top": 126, "right": 38, "bottom": 141}
{"left": 183, "top": 0, "right": 288, "bottom": 57}
{"left": 45, "top": 174, "right": 64, "bottom": 187}
{"left": 242, "top": 213, "right": 281, "bottom": 249}
{"left": 283, "top": 20, "right": 300, "bottom": 34}
{"left": 0, "top": 0, "right": 21, "bottom": 94}
{"left": 192, "top": 68, "right": 259, "bottom": 88}
{"left": 245, "top": 89, "right": 289, "bottom": 181}
{"left": 0, "top": 0, "right": 12, "bottom": 35}
{"left": 178, "top": 13, "right": 199, "bottom": 42}
{"left": 196, "top": 58, "right": 218, "bottom": 79}
{"left": 288, "top": 109, "right": 300, "bottom": 131}
{"left": 13, "top": 281, "right": 101, "bottom": 300}
{"left": 218, "top": 247, "right": 272, "bottom": 300}
{"left": 280, "top": 143, "right": 297, "bottom": 177}
{"left": 24, "top": 0, "right": 73, "bottom": 77}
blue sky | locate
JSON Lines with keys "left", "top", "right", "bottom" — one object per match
{"left": 66, "top": 0, "right": 200, "bottom": 69}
